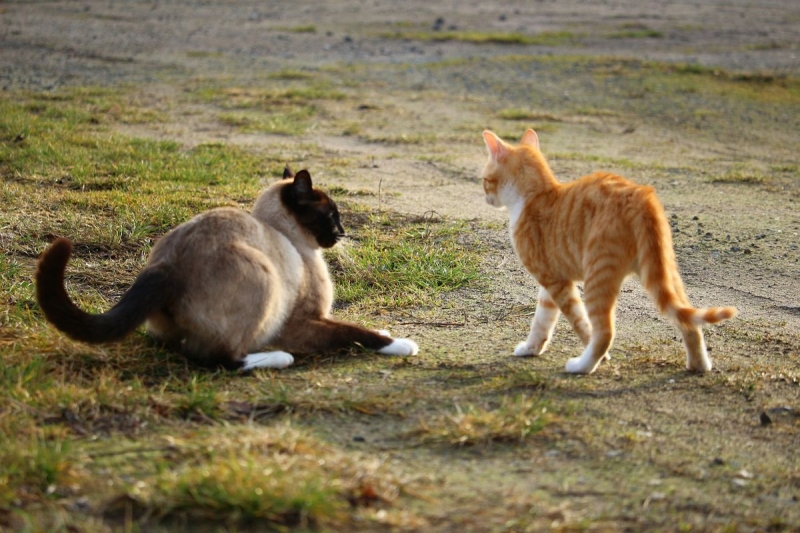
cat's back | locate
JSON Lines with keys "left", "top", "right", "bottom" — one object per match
{"left": 566, "top": 171, "right": 650, "bottom": 198}
{"left": 148, "top": 206, "right": 299, "bottom": 273}
{"left": 558, "top": 171, "right": 662, "bottom": 220}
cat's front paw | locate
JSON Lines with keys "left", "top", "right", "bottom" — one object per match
{"left": 514, "top": 336, "right": 551, "bottom": 357}
{"left": 242, "top": 351, "right": 295, "bottom": 371}
{"left": 378, "top": 338, "right": 419, "bottom": 356}
{"left": 514, "top": 341, "right": 539, "bottom": 357}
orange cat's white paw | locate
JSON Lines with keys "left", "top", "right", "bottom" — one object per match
{"left": 686, "top": 356, "right": 712, "bottom": 372}
{"left": 514, "top": 341, "right": 541, "bottom": 357}
{"left": 378, "top": 338, "right": 419, "bottom": 356}
{"left": 565, "top": 354, "right": 603, "bottom": 374}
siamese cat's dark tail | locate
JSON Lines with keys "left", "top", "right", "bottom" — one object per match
{"left": 36, "top": 238, "right": 180, "bottom": 344}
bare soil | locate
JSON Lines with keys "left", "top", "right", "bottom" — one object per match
{"left": 2, "top": 1, "right": 800, "bottom": 531}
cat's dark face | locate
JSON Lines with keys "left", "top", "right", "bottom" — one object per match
{"left": 281, "top": 169, "right": 346, "bottom": 248}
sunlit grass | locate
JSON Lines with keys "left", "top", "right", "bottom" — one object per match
{"left": 412, "top": 394, "right": 554, "bottom": 446}
{"left": 329, "top": 211, "right": 482, "bottom": 310}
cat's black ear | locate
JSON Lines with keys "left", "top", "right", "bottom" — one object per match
{"left": 283, "top": 165, "right": 294, "bottom": 179}
{"left": 292, "top": 170, "right": 314, "bottom": 197}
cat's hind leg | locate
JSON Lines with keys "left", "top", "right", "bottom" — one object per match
{"left": 564, "top": 274, "right": 623, "bottom": 374}
{"left": 681, "top": 326, "right": 711, "bottom": 372}
{"left": 278, "top": 318, "right": 418, "bottom": 356}
{"left": 515, "top": 287, "right": 561, "bottom": 356}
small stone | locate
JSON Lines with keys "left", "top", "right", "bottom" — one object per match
{"left": 692, "top": 215, "right": 700, "bottom": 221}
{"left": 736, "top": 469, "right": 754, "bottom": 479}
{"left": 353, "top": 435, "right": 366, "bottom": 443}
{"left": 759, "top": 411, "right": 772, "bottom": 425}
{"left": 732, "top": 478, "right": 748, "bottom": 488}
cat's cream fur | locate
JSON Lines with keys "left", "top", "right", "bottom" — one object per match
{"left": 36, "top": 168, "right": 418, "bottom": 370}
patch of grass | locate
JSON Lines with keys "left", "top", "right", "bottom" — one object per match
{"left": 108, "top": 424, "right": 413, "bottom": 529}
{"left": 710, "top": 168, "right": 771, "bottom": 185}
{"left": 185, "top": 50, "right": 223, "bottom": 58}
{"left": 497, "top": 108, "right": 563, "bottom": 122}
{"left": 191, "top": 84, "right": 346, "bottom": 109}
{"left": 268, "top": 69, "right": 314, "bottom": 80}
{"left": 381, "top": 30, "right": 577, "bottom": 46}
{"left": 412, "top": 394, "right": 554, "bottom": 446}
{"left": 326, "top": 185, "right": 375, "bottom": 197}
{"left": 609, "top": 24, "right": 664, "bottom": 39}
{"left": 361, "top": 132, "right": 437, "bottom": 145}
{"left": 329, "top": 212, "right": 482, "bottom": 310}
{"left": 288, "top": 25, "right": 317, "bottom": 34}
{"left": 218, "top": 106, "right": 316, "bottom": 135}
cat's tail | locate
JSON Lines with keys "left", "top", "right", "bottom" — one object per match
{"left": 671, "top": 305, "right": 738, "bottom": 327}
{"left": 635, "top": 194, "right": 737, "bottom": 329}
{"left": 36, "top": 237, "right": 181, "bottom": 344}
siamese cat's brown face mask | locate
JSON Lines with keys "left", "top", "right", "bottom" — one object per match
{"left": 280, "top": 168, "right": 346, "bottom": 249}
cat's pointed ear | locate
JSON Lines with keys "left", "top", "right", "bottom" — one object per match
{"left": 483, "top": 130, "right": 509, "bottom": 161}
{"left": 283, "top": 165, "right": 295, "bottom": 179}
{"left": 292, "top": 169, "right": 314, "bottom": 197}
{"left": 521, "top": 129, "right": 539, "bottom": 150}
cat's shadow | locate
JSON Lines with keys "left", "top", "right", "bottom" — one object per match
{"left": 46, "top": 334, "right": 387, "bottom": 387}
{"left": 553, "top": 369, "right": 707, "bottom": 400}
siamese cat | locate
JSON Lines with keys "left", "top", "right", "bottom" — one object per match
{"left": 36, "top": 167, "right": 418, "bottom": 371}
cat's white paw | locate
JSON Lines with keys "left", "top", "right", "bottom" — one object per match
{"left": 566, "top": 357, "right": 602, "bottom": 374}
{"left": 686, "top": 355, "right": 712, "bottom": 373}
{"left": 378, "top": 338, "right": 419, "bottom": 356}
{"left": 514, "top": 342, "right": 539, "bottom": 357}
{"left": 242, "top": 351, "right": 294, "bottom": 371}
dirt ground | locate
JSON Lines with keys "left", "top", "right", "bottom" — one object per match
{"left": 2, "top": 1, "right": 800, "bottom": 531}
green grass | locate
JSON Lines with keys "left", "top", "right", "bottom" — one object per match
{"left": 381, "top": 30, "right": 577, "bottom": 46}
{"left": 412, "top": 394, "right": 553, "bottom": 446}
{"left": 709, "top": 168, "right": 771, "bottom": 185}
{"left": 288, "top": 25, "right": 317, "bottom": 34}
{"left": 328, "top": 211, "right": 482, "bottom": 310}
{"left": 609, "top": 24, "right": 664, "bottom": 39}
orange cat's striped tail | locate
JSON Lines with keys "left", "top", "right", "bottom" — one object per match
{"left": 634, "top": 195, "right": 737, "bottom": 329}
{"left": 671, "top": 305, "right": 738, "bottom": 327}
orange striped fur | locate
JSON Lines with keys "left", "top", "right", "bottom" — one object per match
{"left": 482, "top": 129, "right": 737, "bottom": 374}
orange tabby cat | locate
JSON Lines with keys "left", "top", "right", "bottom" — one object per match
{"left": 481, "top": 129, "right": 737, "bottom": 374}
